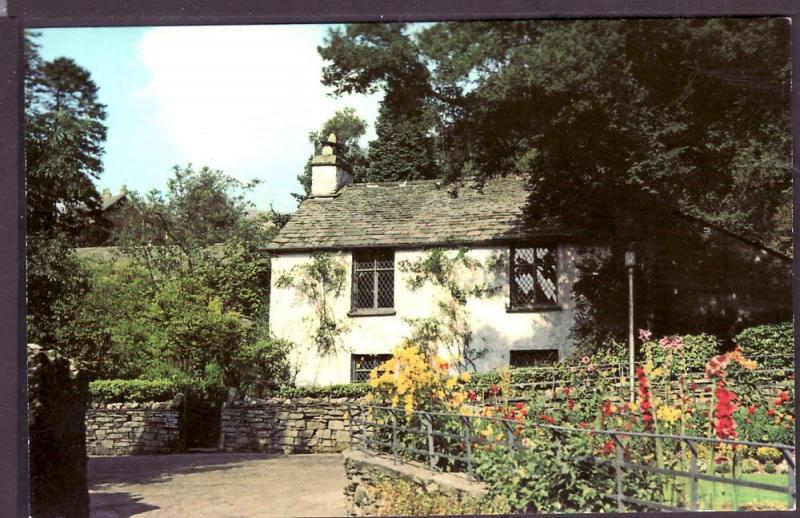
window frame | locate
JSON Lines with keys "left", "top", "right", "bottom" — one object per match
{"left": 508, "top": 244, "right": 560, "bottom": 312}
{"left": 350, "top": 353, "right": 392, "bottom": 383}
{"left": 349, "top": 248, "right": 396, "bottom": 316}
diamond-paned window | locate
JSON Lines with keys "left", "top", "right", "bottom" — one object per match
{"left": 352, "top": 249, "right": 394, "bottom": 311}
{"left": 351, "top": 354, "right": 392, "bottom": 383}
{"left": 510, "top": 246, "right": 558, "bottom": 310}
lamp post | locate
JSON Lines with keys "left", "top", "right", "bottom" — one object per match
{"left": 624, "top": 248, "right": 636, "bottom": 402}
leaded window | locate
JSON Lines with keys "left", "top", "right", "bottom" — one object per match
{"left": 509, "top": 246, "right": 558, "bottom": 310}
{"left": 351, "top": 354, "right": 392, "bottom": 383}
{"left": 352, "top": 249, "right": 394, "bottom": 311}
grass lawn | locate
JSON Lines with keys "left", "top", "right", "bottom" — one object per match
{"left": 697, "top": 472, "right": 792, "bottom": 510}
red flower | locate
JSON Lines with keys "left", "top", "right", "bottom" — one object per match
{"left": 601, "top": 400, "right": 615, "bottom": 417}
{"left": 438, "top": 361, "right": 449, "bottom": 371}
{"left": 767, "top": 409, "right": 777, "bottom": 416}
{"left": 713, "top": 381, "right": 738, "bottom": 439}
{"left": 600, "top": 439, "right": 616, "bottom": 456}
{"left": 690, "top": 383, "right": 698, "bottom": 391}
{"left": 635, "top": 366, "right": 645, "bottom": 377}
{"left": 515, "top": 402, "right": 525, "bottom": 410}
{"left": 539, "top": 414, "right": 556, "bottom": 425}
{"left": 567, "top": 399, "right": 575, "bottom": 411}
{"left": 563, "top": 387, "right": 572, "bottom": 396}
{"left": 773, "top": 391, "right": 790, "bottom": 406}
{"left": 578, "top": 421, "right": 590, "bottom": 429}
{"left": 748, "top": 405, "right": 757, "bottom": 414}
{"left": 521, "top": 409, "right": 528, "bottom": 417}
{"left": 640, "top": 400, "right": 652, "bottom": 412}
{"left": 489, "top": 384, "right": 500, "bottom": 396}
{"left": 467, "top": 391, "right": 477, "bottom": 402}
{"left": 705, "top": 354, "right": 730, "bottom": 378}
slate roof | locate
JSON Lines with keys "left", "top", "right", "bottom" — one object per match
{"left": 266, "top": 176, "right": 573, "bottom": 252}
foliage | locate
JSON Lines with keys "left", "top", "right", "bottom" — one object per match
{"left": 228, "top": 329, "right": 295, "bottom": 398}
{"left": 399, "top": 249, "right": 497, "bottom": 372}
{"left": 293, "top": 108, "right": 369, "bottom": 201}
{"left": 25, "top": 34, "right": 108, "bottom": 242}
{"left": 474, "top": 436, "right": 615, "bottom": 513}
{"left": 89, "top": 379, "right": 179, "bottom": 403}
{"left": 25, "top": 34, "right": 109, "bottom": 357}
{"left": 274, "top": 383, "right": 369, "bottom": 399}
{"left": 319, "top": 24, "right": 439, "bottom": 183}
{"left": 373, "top": 477, "right": 512, "bottom": 515}
{"left": 735, "top": 322, "right": 793, "bottom": 366}
{"left": 275, "top": 252, "right": 349, "bottom": 355}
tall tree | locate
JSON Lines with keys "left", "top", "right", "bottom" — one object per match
{"left": 293, "top": 108, "right": 368, "bottom": 202}
{"left": 319, "top": 24, "right": 440, "bottom": 182}
{"left": 25, "top": 34, "right": 109, "bottom": 348}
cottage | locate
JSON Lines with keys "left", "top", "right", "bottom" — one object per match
{"left": 266, "top": 135, "right": 792, "bottom": 386}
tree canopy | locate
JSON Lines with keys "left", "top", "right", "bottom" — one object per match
{"left": 317, "top": 19, "right": 791, "bottom": 253}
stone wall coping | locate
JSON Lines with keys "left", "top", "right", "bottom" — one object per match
{"left": 88, "top": 401, "right": 177, "bottom": 410}
{"left": 224, "top": 395, "right": 363, "bottom": 407}
{"left": 342, "top": 448, "right": 487, "bottom": 497}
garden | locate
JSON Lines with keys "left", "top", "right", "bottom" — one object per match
{"left": 352, "top": 322, "right": 795, "bottom": 514}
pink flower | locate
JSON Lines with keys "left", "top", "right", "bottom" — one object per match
{"left": 581, "top": 355, "right": 591, "bottom": 365}
{"left": 638, "top": 329, "right": 652, "bottom": 341}
{"left": 659, "top": 336, "right": 685, "bottom": 352}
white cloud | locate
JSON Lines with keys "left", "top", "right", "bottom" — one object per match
{"left": 137, "top": 25, "right": 381, "bottom": 209}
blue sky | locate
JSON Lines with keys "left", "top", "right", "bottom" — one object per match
{"left": 35, "top": 25, "right": 383, "bottom": 213}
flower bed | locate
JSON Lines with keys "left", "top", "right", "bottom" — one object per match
{"left": 358, "top": 334, "right": 795, "bottom": 512}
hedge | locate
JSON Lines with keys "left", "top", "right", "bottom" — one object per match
{"left": 735, "top": 321, "right": 793, "bottom": 362}
{"left": 89, "top": 378, "right": 180, "bottom": 403}
{"left": 272, "top": 382, "right": 369, "bottom": 399}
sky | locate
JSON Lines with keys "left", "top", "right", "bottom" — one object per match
{"left": 35, "top": 25, "right": 383, "bottom": 213}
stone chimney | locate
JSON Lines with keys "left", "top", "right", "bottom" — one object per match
{"left": 311, "top": 133, "right": 352, "bottom": 197}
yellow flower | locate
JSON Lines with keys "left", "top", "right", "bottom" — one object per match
{"left": 460, "top": 372, "right": 472, "bottom": 382}
{"left": 627, "top": 401, "right": 639, "bottom": 412}
{"left": 655, "top": 405, "right": 681, "bottom": 425}
{"left": 446, "top": 377, "right": 458, "bottom": 390}
{"left": 643, "top": 360, "right": 654, "bottom": 376}
{"left": 650, "top": 368, "right": 663, "bottom": 379}
{"left": 495, "top": 433, "right": 504, "bottom": 441}
{"left": 364, "top": 393, "right": 374, "bottom": 403}
{"left": 459, "top": 406, "right": 474, "bottom": 417}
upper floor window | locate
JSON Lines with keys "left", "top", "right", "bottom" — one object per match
{"left": 351, "top": 249, "right": 394, "bottom": 313}
{"left": 509, "top": 245, "right": 558, "bottom": 310}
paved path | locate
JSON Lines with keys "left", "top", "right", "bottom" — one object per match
{"left": 89, "top": 453, "right": 348, "bottom": 517}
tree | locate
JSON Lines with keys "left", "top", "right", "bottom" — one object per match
{"left": 293, "top": 108, "right": 368, "bottom": 202}
{"left": 319, "top": 24, "right": 440, "bottom": 183}
{"left": 25, "top": 34, "right": 109, "bottom": 351}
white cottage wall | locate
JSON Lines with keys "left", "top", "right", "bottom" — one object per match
{"left": 269, "top": 245, "right": 585, "bottom": 386}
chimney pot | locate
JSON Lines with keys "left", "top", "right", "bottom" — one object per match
{"left": 310, "top": 132, "right": 352, "bottom": 197}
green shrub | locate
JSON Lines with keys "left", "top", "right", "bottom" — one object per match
{"left": 374, "top": 478, "right": 511, "bottom": 515}
{"left": 273, "top": 383, "right": 369, "bottom": 399}
{"left": 764, "top": 461, "right": 777, "bottom": 474}
{"left": 735, "top": 322, "right": 793, "bottom": 368}
{"left": 741, "top": 458, "right": 761, "bottom": 474}
{"left": 89, "top": 378, "right": 179, "bottom": 403}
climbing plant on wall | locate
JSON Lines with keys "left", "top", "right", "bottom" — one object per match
{"left": 399, "top": 248, "right": 499, "bottom": 372}
{"left": 275, "top": 252, "right": 349, "bottom": 355}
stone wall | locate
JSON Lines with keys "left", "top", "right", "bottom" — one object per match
{"left": 220, "top": 397, "right": 362, "bottom": 453}
{"left": 28, "top": 344, "right": 90, "bottom": 518}
{"left": 342, "top": 448, "right": 487, "bottom": 516}
{"left": 86, "top": 401, "right": 181, "bottom": 455}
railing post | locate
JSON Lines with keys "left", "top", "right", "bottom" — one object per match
{"left": 347, "top": 405, "right": 354, "bottom": 449}
{"left": 462, "top": 416, "right": 473, "bottom": 476}
{"left": 360, "top": 404, "right": 368, "bottom": 452}
{"left": 687, "top": 439, "right": 699, "bottom": 511}
{"left": 613, "top": 433, "right": 625, "bottom": 512}
{"left": 504, "top": 420, "right": 515, "bottom": 450}
{"left": 423, "top": 412, "right": 435, "bottom": 469}
{"left": 781, "top": 446, "right": 796, "bottom": 510}
{"left": 390, "top": 408, "right": 398, "bottom": 464}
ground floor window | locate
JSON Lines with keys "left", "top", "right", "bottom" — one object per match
{"left": 351, "top": 353, "right": 392, "bottom": 382}
{"left": 509, "top": 349, "right": 559, "bottom": 368}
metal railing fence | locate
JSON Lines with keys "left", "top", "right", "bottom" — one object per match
{"left": 347, "top": 404, "right": 796, "bottom": 512}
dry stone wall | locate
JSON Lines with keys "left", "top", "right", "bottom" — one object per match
{"left": 86, "top": 401, "right": 181, "bottom": 455}
{"left": 220, "top": 396, "right": 362, "bottom": 453}
{"left": 342, "top": 448, "right": 487, "bottom": 516}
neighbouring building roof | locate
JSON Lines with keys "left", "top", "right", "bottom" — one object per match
{"left": 101, "top": 192, "right": 127, "bottom": 211}
{"left": 266, "top": 176, "right": 573, "bottom": 252}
